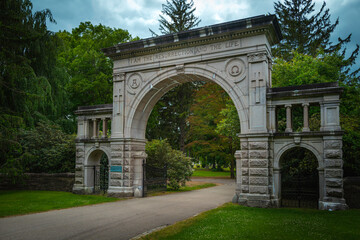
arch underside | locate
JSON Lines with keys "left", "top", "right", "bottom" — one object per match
{"left": 127, "top": 66, "right": 249, "bottom": 140}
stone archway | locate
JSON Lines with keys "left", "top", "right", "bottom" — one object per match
{"left": 83, "top": 148, "right": 110, "bottom": 194}
{"left": 74, "top": 15, "right": 347, "bottom": 210}
{"left": 279, "top": 146, "right": 320, "bottom": 208}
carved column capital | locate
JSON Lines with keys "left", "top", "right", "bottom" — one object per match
{"left": 113, "top": 72, "right": 125, "bottom": 82}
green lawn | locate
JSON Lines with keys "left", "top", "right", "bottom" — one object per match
{"left": 0, "top": 190, "right": 120, "bottom": 217}
{"left": 192, "top": 169, "right": 231, "bottom": 178}
{"left": 148, "top": 183, "right": 217, "bottom": 196}
{"left": 141, "top": 203, "right": 360, "bottom": 240}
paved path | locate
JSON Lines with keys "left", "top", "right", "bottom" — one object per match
{"left": 0, "top": 178, "right": 235, "bottom": 240}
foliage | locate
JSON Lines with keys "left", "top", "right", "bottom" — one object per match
{"left": 147, "top": 0, "right": 202, "bottom": 151}
{"left": 186, "top": 83, "right": 234, "bottom": 171}
{"left": 57, "top": 22, "right": 135, "bottom": 112}
{"left": 146, "top": 139, "right": 193, "bottom": 190}
{"left": 340, "top": 86, "right": 360, "bottom": 176}
{"left": 141, "top": 203, "right": 360, "bottom": 240}
{"left": 146, "top": 83, "right": 199, "bottom": 151}
{"left": 0, "top": 0, "right": 70, "bottom": 127}
{"left": 272, "top": 50, "right": 343, "bottom": 87}
{"left": 216, "top": 101, "right": 240, "bottom": 178}
{"left": 273, "top": 0, "right": 359, "bottom": 62}
{"left": 20, "top": 121, "right": 76, "bottom": 173}
{"left": 150, "top": 0, "right": 200, "bottom": 35}
{"left": 0, "top": 190, "right": 119, "bottom": 217}
{"left": 280, "top": 147, "right": 318, "bottom": 185}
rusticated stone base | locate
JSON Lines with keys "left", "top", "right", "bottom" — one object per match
{"left": 319, "top": 199, "right": 348, "bottom": 210}
{"left": 235, "top": 193, "right": 272, "bottom": 208}
{"left": 107, "top": 187, "right": 134, "bottom": 198}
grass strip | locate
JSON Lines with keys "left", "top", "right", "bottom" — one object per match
{"left": 141, "top": 203, "right": 360, "bottom": 240}
{"left": 0, "top": 190, "right": 120, "bottom": 217}
{"left": 148, "top": 183, "right": 217, "bottom": 197}
{"left": 192, "top": 169, "right": 230, "bottom": 178}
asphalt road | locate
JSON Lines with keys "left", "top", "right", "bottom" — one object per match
{"left": 0, "top": 178, "right": 235, "bottom": 240}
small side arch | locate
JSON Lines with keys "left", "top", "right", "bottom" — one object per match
{"left": 85, "top": 146, "right": 111, "bottom": 166}
{"left": 274, "top": 142, "right": 323, "bottom": 170}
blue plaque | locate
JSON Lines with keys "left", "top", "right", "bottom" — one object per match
{"left": 110, "top": 166, "right": 122, "bottom": 172}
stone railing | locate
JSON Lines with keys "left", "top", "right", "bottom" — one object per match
{"left": 267, "top": 82, "right": 342, "bottom": 135}
{"left": 75, "top": 104, "right": 113, "bottom": 141}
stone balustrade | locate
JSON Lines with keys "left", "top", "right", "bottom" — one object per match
{"left": 75, "top": 104, "right": 113, "bottom": 140}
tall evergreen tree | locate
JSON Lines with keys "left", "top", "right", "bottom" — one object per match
{"left": 273, "top": 0, "right": 359, "bottom": 66}
{"left": 147, "top": 0, "right": 201, "bottom": 151}
{"left": 158, "top": 0, "right": 200, "bottom": 34}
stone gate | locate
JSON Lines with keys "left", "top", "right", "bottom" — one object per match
{"left": 73, "top": 15, "right": 347, "bottom": 210}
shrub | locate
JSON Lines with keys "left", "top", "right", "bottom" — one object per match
{"left": 146, "top": 139, "right": 193, "bottom": 190}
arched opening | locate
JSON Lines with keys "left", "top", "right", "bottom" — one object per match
{"left": 128, "top": 70, "right": 243, "bottom": 193}
{"left": 280, "top": 147, "right": 319, "bottom": 208}
{"left": 85, "top": 149, "right": 109, "bottom": 193}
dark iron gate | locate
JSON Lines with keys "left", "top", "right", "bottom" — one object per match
{"left": 93, "top": 154, "right": 109, "bottom": 193}
{"left": 281, "top": 175, "right": 319, "bottom": 208}
{"left": 142, "top": 160, "right": 167, "bottom": 197}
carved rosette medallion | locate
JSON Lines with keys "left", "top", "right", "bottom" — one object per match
{"left": 127, "top": 73, "right": 142, "bottom": 95}
{"left": 225, "top": 58, "right": 246, "bottom": 83}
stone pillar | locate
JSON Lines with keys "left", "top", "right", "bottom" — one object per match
{"left": 268, "top": 105, "right": 276, "bottom": 133}
{"left": 319, "top": 136, "right": 347, "bottom": 210}
{"left": 272, "top": 168, "right": 281, "bottom": 207}
{"left": 84, "top": 119, "right": 90, "bottom": 139}
{"left": 107, "top": 139, "right": 146, "bottom": 198}
{"left": 302, "top": 103, "right": 310, "bottom": 132}
{"left": 73, "top": 142, "right": 85, "bottom": 194}
{"left": 320, "top": 96, "right": 341, "bottom": 131}
{"left": 111, "top": 73, "right": 125, "bottom": 138}
{"left": 102, "top": 118, "right": 108, "bottom": 138}
{"left": 236, "top": 136, "right": 271, "bottom": 207}
{"left": 92, "top": 119, "right": 97, "bottom": 139}
{"left": 285, "top": 104, "right": 292, "bottom": 133}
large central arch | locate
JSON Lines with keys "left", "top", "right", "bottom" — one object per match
{"left": 73, "top": 15, "right": 347, "bottom": 210}
{"left": 128, "top": 65, "right": 249, "bottom": 140}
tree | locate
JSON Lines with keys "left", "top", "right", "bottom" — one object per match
{"left": 57, "top": 22, "right": 135, "bottom": 112}
{"left": 147, "top": 0, "right": 201, "bottom": 151}
{"left": 156, "top": 0, "right": 200, "bottom": 35}
{"left": 186, "top": 83, "right": 234, "bottom": 171}
{"left": 0, "top": 0, "right": 71, "bottom": 181}
{"left": 146, "top": 139, "right": 193, "bottom": 190}
{"left": 273, "top": 0, "right": 359, "bottom": 66}
{"left": 216, "top": 101, "right": 240, "bottom": 178}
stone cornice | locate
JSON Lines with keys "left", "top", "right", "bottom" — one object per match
{"left": 102, "top": 15, "right": 282, "bottom": 60}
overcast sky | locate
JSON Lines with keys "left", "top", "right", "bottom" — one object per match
{"left": 32, "top": 0, "right": 359, "bottom": 59}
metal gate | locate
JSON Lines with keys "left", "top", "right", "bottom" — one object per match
{"left": 93, "top": 160, "right": 109, "bottom": 194}
{"left": 142, "top": 160, "right": 167, "bottom": 197}
{"left": 281, "top": 175, "right": 319, "bottom": 208}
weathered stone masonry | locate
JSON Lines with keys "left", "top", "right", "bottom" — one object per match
{"left": 73, "top": 15, "right": 347, "bottom": 209}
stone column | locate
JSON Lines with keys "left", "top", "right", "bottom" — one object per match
{"left": 285, "top": 104, "right": 292, "bottom": 133}
{"left": 92, "top": 119, "right": 97, "bottom": 139}
{"left": 272, "top": 168, "right": 281, "bottom": 207}
{"left": 268, "top": 105, "right": 276, "bottom": 133}
{"left": 102, "top": 118, "right": 108, "bottom": 138}
{"left": 302, "top": 103, "right": 310, "bottom": 132}
{"left": 84, "top": 119, "right": 90, "bottom": 139}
